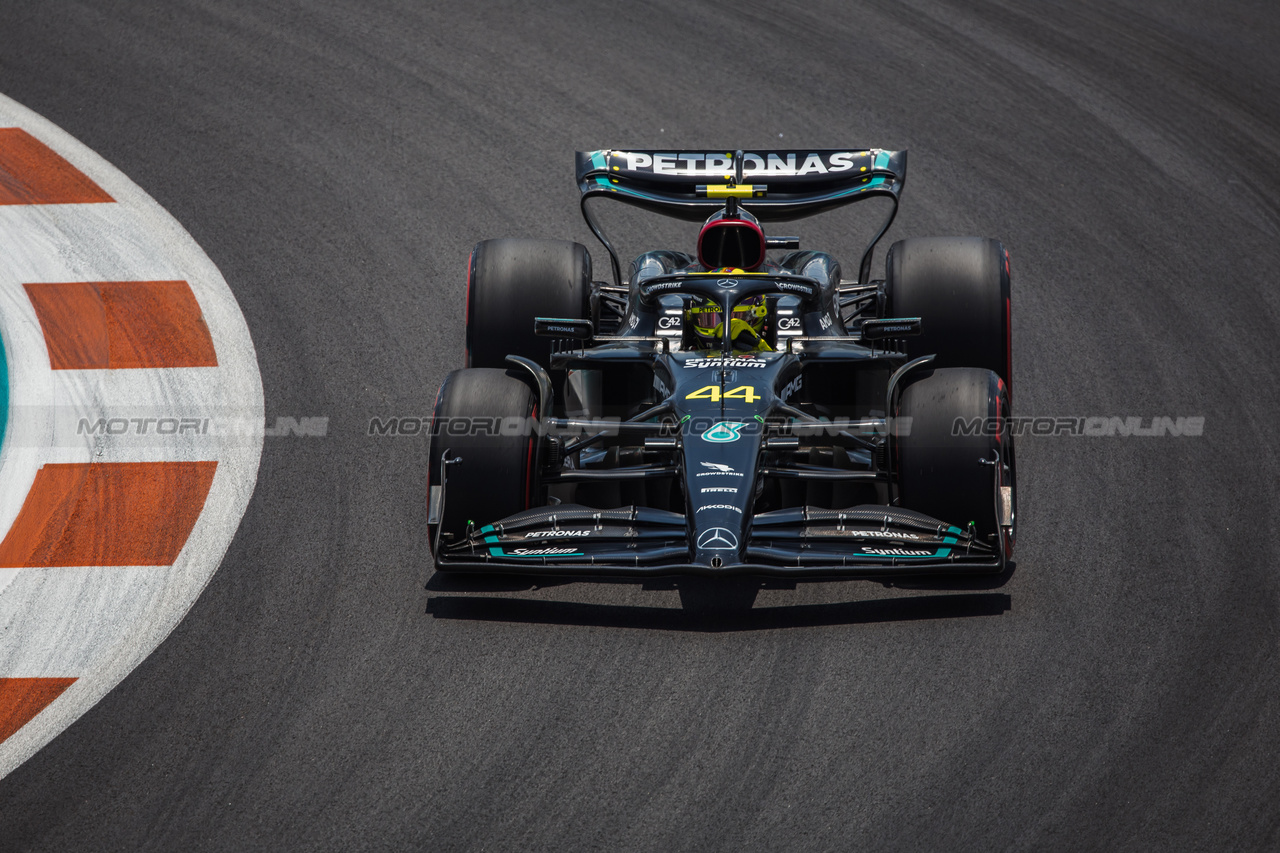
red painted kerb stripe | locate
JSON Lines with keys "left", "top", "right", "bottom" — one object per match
{"left": 0, "top": 462, "right": 217, "bottom": 568}
{"left": 0, "top": 128, "right": 113, "bottom": 205}
{"left": 0, "top": 678, "right": 77, "bottom": 744}
{"left": 25, "top": 281, "right": 218, "bottom": 369}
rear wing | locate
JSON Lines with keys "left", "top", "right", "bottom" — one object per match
{"left": 575, "top": 148, "right": 907, "bottom": 285}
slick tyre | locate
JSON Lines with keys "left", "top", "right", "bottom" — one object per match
{"left": 466, "top": 238, "right": 591, "bottom": 369}
{"left": 895, "top": 367, "right": 1015, "bottom": 556}
{"left": 884, "top": 236, "right": 1012, "bottom": 394}
{"left": 427, "top": 368, "right": 539, "bottom": 561}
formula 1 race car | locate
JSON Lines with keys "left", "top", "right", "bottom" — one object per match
{"left": 427, "top": 149, "right": 1015, "bottom": 578}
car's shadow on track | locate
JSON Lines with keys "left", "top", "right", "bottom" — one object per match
{"left": 423, "top": 563, "right": 1016, "bottom": 632}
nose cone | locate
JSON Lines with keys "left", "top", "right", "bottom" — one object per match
{"left": 684, "top": 418, "right": 761, "bottom": 567}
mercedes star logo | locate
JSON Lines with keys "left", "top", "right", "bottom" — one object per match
{"left": 697, "top": 527, "right": 739, "bottom": 550}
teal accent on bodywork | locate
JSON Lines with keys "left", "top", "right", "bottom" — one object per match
{"left": 478, "top": 523, "right": 586, "bottom": 558}
{"left": 603, "top": 182, "right": 668, "bottom": 202}
{"left": 701, "top": 421, "right": 746, "bottom": 443}
{"left": 923, "top": 527, "right": 966, "bottom": 557}
{"left": 587, "top": 150, "right": 701, "bottom": 202}
{"left": 480, "top": 524, "right": 501, "bottom": 555}
{"left": 864, "top": 533, "right": 960, "bottom": 560}
{"left": 591, "top": 151, "right": 612, "bottom": 190}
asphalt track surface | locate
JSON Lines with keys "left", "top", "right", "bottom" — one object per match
{"left": 2, "top": 1, "right": 1279, "bottom": 849}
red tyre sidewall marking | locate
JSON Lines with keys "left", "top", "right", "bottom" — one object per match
{"left": 463, "top": 248, "right": 475, "bottom": 368}
{"left": 1004, "top": 248, "right": 1012, "bottom": 403}
{"left": 996, "top": 376, "right": 1014, "bottom": 559}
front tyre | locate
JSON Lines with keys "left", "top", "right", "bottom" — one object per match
{"left": 427, "top": 368, "right": 539, "bottom": 561}
{"left": 894, "top": 367, "right": 1015, "bottom": 558}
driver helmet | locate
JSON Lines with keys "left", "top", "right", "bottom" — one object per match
{"left": 686, "top": 287, "right": 770, "bottom": 351}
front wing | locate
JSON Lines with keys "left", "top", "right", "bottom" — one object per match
{"left": 433, "top": 504, "right": 1003, "bottom": 579}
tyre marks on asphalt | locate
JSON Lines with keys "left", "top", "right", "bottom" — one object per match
{"left": 0, "top": 93, "right": 264, "bottom": 779}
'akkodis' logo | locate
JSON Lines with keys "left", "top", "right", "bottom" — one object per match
{"left": 701, "top": 422, "right": 746, "bottom": 443}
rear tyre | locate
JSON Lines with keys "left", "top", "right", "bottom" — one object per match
{"left": 895, "top": 367, "right": 1014, "bottom": 556}
{"left": 466, "top": 238, "right": 591, "bottom": 369}
{"left": 427, "top": 368, "right": 538, "bottom": 561}
{"left": 884, "top": 236, "right": 1012, "bottom": 393}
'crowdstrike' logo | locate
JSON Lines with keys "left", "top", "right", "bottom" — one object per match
{"left": 698, "top": 461, "right": 744, "bottom": 478}
{"left": 697, "top": 528, "right": 739, "bottom": 550}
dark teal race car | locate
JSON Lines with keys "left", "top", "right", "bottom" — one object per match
{"left": 427, "top": 148, "right": 1015, "bottom": 578}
